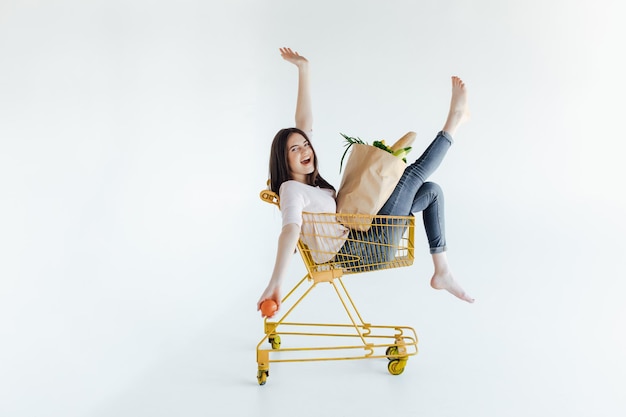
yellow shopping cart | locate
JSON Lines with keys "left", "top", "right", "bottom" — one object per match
{"left": 256, "top": 189, "right": 419, "bottom": 385}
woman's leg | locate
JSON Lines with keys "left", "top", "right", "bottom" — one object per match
{"left": 379, "top": 76, "right": 470, "bottom": 217}
{"left": 381, "top": 76, "right": 474, "bottom": 303}
{"left": 431, "top": 251, "right": 474, "bottom": 303}
{"left": 412, "top": 182, "right": 446, "bottom": 254}
{"left": 430, "top": 76, "right": 473, "bottom": 302}
{"left": 442, "top": 76, "right": 470, "bottom": 137}
{"left": 408, "top": 181, "right": 473, "bottom": 303}
{"left": 377, "top": 131, "right": 453, "bottom": 217}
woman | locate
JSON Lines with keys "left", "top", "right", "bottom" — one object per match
{"left": 257, "top": 47, "right": 474, "bottom": 316}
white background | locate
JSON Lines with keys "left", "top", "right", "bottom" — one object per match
{"left": 1, "top": 0, "right": 625, "bottom": 416}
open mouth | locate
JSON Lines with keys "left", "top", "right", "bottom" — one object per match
{"left": 301, "top": 157, "right": 311, "bottom": 165}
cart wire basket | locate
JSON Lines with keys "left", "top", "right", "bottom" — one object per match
{"left": 256, "top": 189, "right": 419, "bottom": 385}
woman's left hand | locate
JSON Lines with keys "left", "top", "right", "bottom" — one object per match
{"left": 280, "top": 47, "right": 308, "bottom": 68}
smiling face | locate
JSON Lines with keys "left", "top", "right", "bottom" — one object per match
{"left": 286, "top": 132, "right": 315, "bottom": 183}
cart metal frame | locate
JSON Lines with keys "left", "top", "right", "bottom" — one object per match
{"left": 257, "top": 189, "right": 419, "bottom": 385}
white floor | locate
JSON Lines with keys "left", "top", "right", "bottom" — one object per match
{"left": 89, "top": 265, "right": 626, "bottom": 416}
{"left": 12, "top": 207, "right": 621, "bottom": 417}
{"left": 111, "top": 258, "right": 624, "bottom": 416}
{"left": 1, "top": 186, "right": 625, "bottom": 417}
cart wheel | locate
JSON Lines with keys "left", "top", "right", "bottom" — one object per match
{"left": 385, "top": 346, "right": 398, "bottom": 360}
{"left": 388, "top": 359, "right": 407, "bottom": 375}
{"left": 257, "top": 369, "right": 269, "bottom": 385}
{"left": 268, "top": 335, "right": 281, "bottom": 350}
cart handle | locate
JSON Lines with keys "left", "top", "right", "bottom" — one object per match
{"left": 260, "top": 189, "right": 280, "bottom": 207}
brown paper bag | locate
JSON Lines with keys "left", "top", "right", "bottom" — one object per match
{"left": 336, "top": 132, "right": 416, "bottom": 231}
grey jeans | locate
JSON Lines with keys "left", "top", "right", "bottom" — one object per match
{"left": 336, "top": 131, "right": 453, "bottom": 269}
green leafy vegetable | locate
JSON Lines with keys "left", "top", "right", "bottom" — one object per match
{"left": 339, "top": 133, "right": 366, "bottom": 172}
{"left": 340, "top": 133, "right": 413, "bottom": 172}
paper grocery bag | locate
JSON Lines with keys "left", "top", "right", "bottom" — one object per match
{"left": 336, "top": 132, "right": 415, "bottom": 231}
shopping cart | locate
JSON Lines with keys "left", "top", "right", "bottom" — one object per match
{"left": 256, "top": 189, "right": 419, "bottom": 385}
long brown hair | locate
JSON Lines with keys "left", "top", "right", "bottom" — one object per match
{"left": 269, "top": 127, "right": 335, "bottom": 194}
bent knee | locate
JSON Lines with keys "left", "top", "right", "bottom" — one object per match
{"left": 420, "top": 181, "right": 444, "bottom": 196}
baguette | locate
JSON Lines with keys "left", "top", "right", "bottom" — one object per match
{"left": 390, "top": 131, "right": 416, "bottom": 151}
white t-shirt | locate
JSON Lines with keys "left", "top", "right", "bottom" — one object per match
{"left": 279, "top": 180, "right": 349, "bottom": 263}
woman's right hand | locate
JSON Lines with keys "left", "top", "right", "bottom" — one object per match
{"left": 257, "top": 282, "right": 282, "bottom": 314}
{"left": 280, "top": 47, "right": 308, "bottom": 69}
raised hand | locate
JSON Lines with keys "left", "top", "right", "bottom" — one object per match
{"left": 280, "top": 47, "right": 308, "bottom": 68}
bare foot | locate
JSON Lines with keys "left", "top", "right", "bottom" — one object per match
{"left": 442, "top": 76, "right": 471, "bottom": 136}
{"left": 431, "top": 271, "right": 475, "bottom": 303}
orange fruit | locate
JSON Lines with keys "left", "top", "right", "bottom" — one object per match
{"left": 260, "top": 299, "right": 278, "bottom": 318}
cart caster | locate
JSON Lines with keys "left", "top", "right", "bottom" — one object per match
{"left": 268, "top": 335, "right": 281, "bottom": 349}
{"left": 257, "top": 369, "right": 269, "bottom": 385}
{"left": 388, "top": 358, "right": 407, "bottom": 375}
{"left": 385, "top": 345, "right": 398, "bottom": 359}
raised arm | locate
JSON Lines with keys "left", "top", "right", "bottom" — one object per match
{"left": 280, "top": 47, "right": 312, "bottom": 132}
